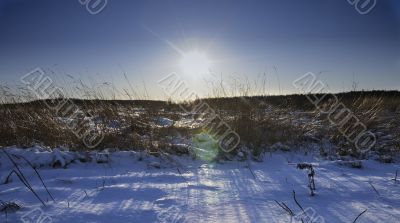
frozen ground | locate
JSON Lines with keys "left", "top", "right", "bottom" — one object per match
{"left": 0, "top": 148, "right": 399, "bottom": 223}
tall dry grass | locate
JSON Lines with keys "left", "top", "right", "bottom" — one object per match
{"left": 0, "top": 74, "right": 399, "bottom": 160}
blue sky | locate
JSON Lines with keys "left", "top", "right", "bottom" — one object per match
{"left": 0, "top": 0, "right": 399, "bottom": 99}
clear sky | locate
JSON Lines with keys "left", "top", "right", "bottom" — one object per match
{"left": 0, "top": 0, "right": 399, "bottom": 99}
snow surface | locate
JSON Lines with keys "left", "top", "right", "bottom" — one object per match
{"left": 156, "top": 118, "right": 174, "bottom": 127}
{"left": 0, "top": 148, "right": 399, "bottom": 223}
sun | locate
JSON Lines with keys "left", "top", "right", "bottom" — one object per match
{"left": 179, "top": 51, "right": 212, "bottom": 75}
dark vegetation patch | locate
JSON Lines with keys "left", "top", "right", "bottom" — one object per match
{"left": 0, "top": 91, "right": 399, "bottom": 161}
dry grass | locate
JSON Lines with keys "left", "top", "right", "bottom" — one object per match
{"left": 0, "top": 79, "right": 399, "bottom": 160}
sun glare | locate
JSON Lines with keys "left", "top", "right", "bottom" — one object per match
{"left": 179, "top": 51, "right": 212, "bottom": 75}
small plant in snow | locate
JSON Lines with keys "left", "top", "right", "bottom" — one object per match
{"left": 1, "top": 148, "right": 55, "bottom": 206}
{"left": 297, "top": 163, "right": 316, "bottom": 196}
{"left": 1, "top": 200, "right": 21, "bottom": 221}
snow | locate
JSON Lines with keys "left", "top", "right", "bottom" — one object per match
{"left": 156, "top": 118, "right": 174, "bottom": 127}
{"left": 174, "top": 116, "right": 204, "bottom": 129}
{"left": 0, "top": 148, "right": 399, "bottom": 222}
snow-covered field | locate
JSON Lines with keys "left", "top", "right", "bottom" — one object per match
{"left": 1, "top": 148, "right": 399, "bottom": 223}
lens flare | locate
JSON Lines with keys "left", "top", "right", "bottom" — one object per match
{"left": 192, "top": 133, "right": 219, "bottom": 162}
